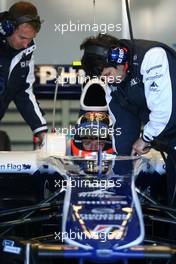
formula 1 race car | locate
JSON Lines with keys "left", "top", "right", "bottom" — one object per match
{"left": 0, "top": 79, "right": 176, "bottom": 264}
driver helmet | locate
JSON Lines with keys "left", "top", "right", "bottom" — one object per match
{"left": 71, "top": 111, "right": 113, "bottom": 157}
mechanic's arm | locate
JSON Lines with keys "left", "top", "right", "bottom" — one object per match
{"left": 132, "top": 47, "right": 172, "bottom": 155}
{"left": 14, "top": 55, "right": 48, "bottom": 143}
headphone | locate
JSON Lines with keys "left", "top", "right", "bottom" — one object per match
{"left": 84, "top": 45, "right": 128, "bottom": 65}
{"left": 0, "top": 11, "right": 41, "bottom": 37}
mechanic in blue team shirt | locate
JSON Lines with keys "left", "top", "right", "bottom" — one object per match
{"left": 0, "top": 1, "right": 47, "bottom": 145}
{"left": 80, "top": 34, "right": 176, "bottom": 208}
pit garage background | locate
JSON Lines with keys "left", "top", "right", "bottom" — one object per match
{"left": 0, "top": 0, "right": 176, "bottom": 150}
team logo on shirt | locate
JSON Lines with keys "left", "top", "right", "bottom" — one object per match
{"left": 20, "top": 61, "right": 30, "bottom": 68}
{"left": 146, "top": 74, "right": 163, "bottom": 81}
{"left": 146, "top": 64, "right": 162, "bottom": 74}
{"left": 150, "top": 81, "right": 159, "bottom": 92}
{"left": 130, "top": 77, "right": 141, "bottom": 87}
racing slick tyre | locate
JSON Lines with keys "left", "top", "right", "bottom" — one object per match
{"left": 0, "top": 130, "right": 11, "bottom": 151}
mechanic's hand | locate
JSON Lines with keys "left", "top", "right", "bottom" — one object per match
{"left": 131, "top": 138, "right": 151, "bottom": 156}
{"left": 33, "top": 131, "right": 47, "bottom": 149}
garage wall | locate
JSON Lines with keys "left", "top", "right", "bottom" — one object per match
{"left": 131, "top": 0, "right": 176, "bottom": 48}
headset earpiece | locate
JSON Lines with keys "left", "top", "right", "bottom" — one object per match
{"left": 0, "top": 12, "right": 15, "bottom": 37}
{"left": 0, "top": 11, "right": 41, "bottom": 37}
{"left": 0, "top": 20, "right": 15, "bottom": 37}
{"left": 108, "top": 47, "right": 128, "bottom": 65}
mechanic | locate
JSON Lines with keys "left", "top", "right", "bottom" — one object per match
{"left": 80, "top": 34, "right": 176, "bottom": 210}
{"left": 0, "top": 1, "right": 48, "bottom": 146}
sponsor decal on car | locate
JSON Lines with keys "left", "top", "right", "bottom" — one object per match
{"left": 79, "top": 213, "right": 127, "bottom": 221}
{"left": 0, "top": 163, "right": 31, "bottom": 171}
{"left": 78, "top": 190, "right": 125, "bottom": 198}
{"left": 91, "top": 208, "right": 115, "bottom": 214}
{"left": 77, "top": 200, "right": 127, "bottom": 205}
{"left": 2, "top": 240, "right": 21, "bottom": 255}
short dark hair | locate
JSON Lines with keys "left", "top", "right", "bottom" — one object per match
{"left": 8, "top": 1, "right": 41, "bottom": 32}
{"left": 80, "top": 34, "right": 120, "bottom": 77}
{"left": 80, "top": 33, "right": 120, "bottom": 50}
